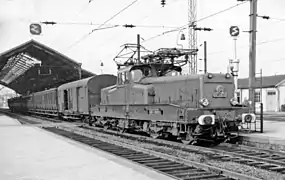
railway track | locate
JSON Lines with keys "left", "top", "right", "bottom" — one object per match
{"left": 212, "top": 144, "right": 285, "bottom": 172}
{"left": 77, "top": 125, "right": 285, "bottom": 179}
{"left": 43, "top": 126, "right": 257, "bottom": 180}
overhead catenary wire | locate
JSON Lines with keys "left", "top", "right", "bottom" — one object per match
{"left": 40, "top": 21, "right": 180, "bottom": 29}
{"left": 50, "top": 1, "right": 97, "bottom": 47}
{"left": 93, "top": 1, "right": 177, "bottom": 52}
{"left": 142, "top": 1, "right": 248, "bottom": 43}
{"left": 67, "top": 0, "right": 141, "bottom": 49}
{"left": 208, "top": 36, "right": 285, "bottom": 56}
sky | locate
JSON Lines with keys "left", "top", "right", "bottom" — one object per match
{"left": 0, "top": 0, "right": 285, "bottom": 80}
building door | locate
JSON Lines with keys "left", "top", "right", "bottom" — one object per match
{"left": 266, "top": 90, "right": 277, "bottom": 112}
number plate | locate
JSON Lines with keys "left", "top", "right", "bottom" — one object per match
{"left": 213, "top": 92, "right": 227, "bottom": 98}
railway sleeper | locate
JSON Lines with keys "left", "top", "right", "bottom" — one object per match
{"left": 131, "top": 157, "right": 161, "bottom": 161}
{"left": 155, "top": 165, "right": 191, "bottom": 171}
{"left": 255, "top": 164, "right": 278, "bottom": 169}
{"left": 184, "top": 174, "right": 224, "bottom": 180}
{"left": 169, "top": 169, "right": 204, "bottom": 177}
{"left": 245, "top": 161, "right": 264, "bottom": 166}
{"left": 136, "top": 159, "right": 169, "bottom": 164}
{"left": 271, "top": 156, "right": 285, "bottom": 160}
{"left": 268, "top": 166, "right": 285, "bottom": 172}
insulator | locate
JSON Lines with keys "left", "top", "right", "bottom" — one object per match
{"left": 161, "top": 0, "right": 166, "bottom": 6}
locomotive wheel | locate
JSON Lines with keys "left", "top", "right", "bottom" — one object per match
{"left": 181, "top": 126, "right": 195, "bottom": 145}
{"left": 181, "top": 133, "right": 195, "bottom": 145}
{"left": 119, "top": 128, "right": 125, "bottom": 133}
{"left": 103, "top": 125, "right": 109, "bottom": 130}
{"left": 150, "top": 131, "right": 160, "bottom": 139}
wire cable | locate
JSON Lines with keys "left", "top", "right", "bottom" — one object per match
{"left": 50, "top": 1, "right": 97, "bottom": 47}
{"left": 68, "top": 0, "right": 140, "bottom": 49}
{"left": 208, "top": 36, "right": 285, "bottom": 56}
{"left": 41, "top": 21, "right": 180, "bottom": 28}
{"left": 142, "top": 1, "right": 248, "bottom": 43}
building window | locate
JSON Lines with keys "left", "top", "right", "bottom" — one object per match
{"left": 267, "top": 91, "right": 276, "bottom": 96}
{"left": 236, "top": 92, "right": 240, "bottom": 103}
{"left": 254, "top": 92, "right": 261, "bottom": 102}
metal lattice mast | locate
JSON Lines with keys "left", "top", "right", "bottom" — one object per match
{"left": 188, "top": 0, "right": 197, "bottom": 74}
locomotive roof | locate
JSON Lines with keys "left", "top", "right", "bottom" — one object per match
{"left": 139, "top": 73, "right": 231, "bottom": 84}
{"left": 140, "top": 73, "right": 202, "bottom": 83}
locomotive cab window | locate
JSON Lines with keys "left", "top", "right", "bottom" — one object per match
{"left": 125, "top": 72, "right": 130, "bottom": 84}
{"left": 118, "top": 71, "right": 130, "bottom": 85}
{"left": 131, "top": 69, "right": 143, "bottom": 82}
{"left": 117, "top": 73, "right": 122, "bottom": 85}
{"left": 121, "top": 72, "right": 126, "bottom": 84}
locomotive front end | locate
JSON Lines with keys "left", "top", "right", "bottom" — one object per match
{"left": 190, "top": 73, "right": 255, "bottom": 143}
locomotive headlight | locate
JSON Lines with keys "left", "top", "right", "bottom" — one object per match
{"left": 207, "top": 73, "right": 213, "bottom": 79}
{"left": 199, "top": 98, "right": 209, "bottom": 107}
{"left": 242, "top": 113, "right": 256, "bottom": 123}
{"left": 230, "top": 97, "right": 238, "bottom": 106}
{"left": 225, "top": 73, "right": 231, "bottom": 79}
{"left": 198, "top": 115, "right": 215, "bottom": 125}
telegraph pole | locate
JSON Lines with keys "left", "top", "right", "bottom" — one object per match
{"left": 137, "top": 34, "right": 141, "bottom": 63}
{"left": 204, "top": 41, "right": 207, "bottom": 74}
{"left": 248, "top": 0, "right": 258, "bottom": 113}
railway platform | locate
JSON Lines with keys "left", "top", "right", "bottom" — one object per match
{"left": 0, "top": 114, "right": 175, "bottom": 180}
{"left": 239, "top": 120, "right": 285, "bottom": 151}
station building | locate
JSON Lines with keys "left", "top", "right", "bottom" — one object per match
{"left": 237, "top": 74, "right": 285, "bottom": 112}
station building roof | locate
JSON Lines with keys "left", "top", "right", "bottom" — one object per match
{"left": 0, "top": 40, "right": 95, "bottom": 95}
{"left": 238, "top": 74, "right": 285, "bottom": 89}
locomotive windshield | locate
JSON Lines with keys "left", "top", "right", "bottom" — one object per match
{"left": 131, "top": 69, "right": 143, "bottom": 82}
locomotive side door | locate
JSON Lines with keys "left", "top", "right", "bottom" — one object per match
{"left": 124, "top": 71, "right": 131, "bottom": 117}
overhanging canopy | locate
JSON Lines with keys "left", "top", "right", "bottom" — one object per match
{"left": 0, "top": 40, "right": 95, "bottom": 95}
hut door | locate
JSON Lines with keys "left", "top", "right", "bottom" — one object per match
{"left": 78, "top": 87, "right": 86, "bottom": 112}
{"left": 63, "top": 90, "right": 68, "bottom": 110}
{"left": 76, "top": 87, "right": 80, "bottom": 112}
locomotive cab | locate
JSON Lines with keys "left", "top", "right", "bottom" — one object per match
{"left": 116, "top": 65, "right": 154, "bottom": 85}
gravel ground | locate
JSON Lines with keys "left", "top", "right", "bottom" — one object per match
{"left": 59, "top": 126, "right": 285, "bottom": 180}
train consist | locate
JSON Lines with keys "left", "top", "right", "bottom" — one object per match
{"left": 8, "top": 48, "right": 255, "bottom": 145}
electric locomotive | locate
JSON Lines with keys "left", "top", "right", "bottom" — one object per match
{"left": 91, "top": 47, "right": 255, "bottom": 144}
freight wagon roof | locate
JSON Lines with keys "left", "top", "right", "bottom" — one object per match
{"left": 0, "top": 40, "right": 95, "bottom": 95}
{"left": 57, "top": 76, "right": 96, "bottom": 90}
{"left": 57, "top": 74, "right": 117, "bottom": 94}
{"left": 32, "top": 88, "right": 57, "bottom": 96}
